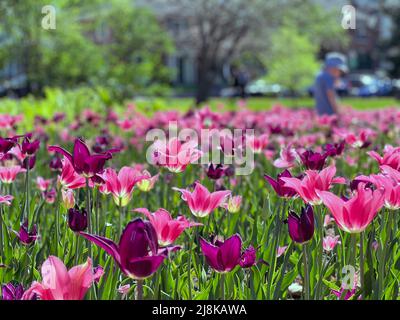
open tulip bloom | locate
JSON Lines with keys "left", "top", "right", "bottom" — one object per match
{"left": 134, "top": 208, "right": 202, "bottom": 246}
{"left": 48, "top": 138, "right": 118, "bottom": 178}
{"left": 22, "top": 256, "right": 103, "bottom": 300}
{"left": 318, "top": 183, "right": 385, "bottom": 233}
{"left": 200, "top": 235, "right": 260, "bottom": 272}
{"left": 173, "top": 182, "right": 231, "bottom": 217}
{"left": 281, "top": 165, "right": 345, "bottom": 205}
{"left": 80, "top": 218, "right": 167, "bottom": 279}
{"left": 99, "top": 167, "right": 145, "bottom": 206}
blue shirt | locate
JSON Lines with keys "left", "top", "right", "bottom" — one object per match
{"left": 314, "top": 71, "right": 336, "bottom": 115}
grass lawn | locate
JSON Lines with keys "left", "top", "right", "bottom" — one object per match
{"left": 133, "top": 96, "right": 400, "bottom": 113}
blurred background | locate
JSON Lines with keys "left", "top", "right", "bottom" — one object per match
{"left": 0, "top": 0, "right": 399, "bottom": 111}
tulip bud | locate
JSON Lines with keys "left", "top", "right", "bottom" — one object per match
{"left": 62, "top": 189, "right": 75, "bottom": 209}
{"left": 68, "top": 207, "right": 88, "bottom": 232}
{"left": 287, "top": 205, "right": 314, "bottom": 244}
{"left": 225, "top": 195, "right": 242, "bottom": 213}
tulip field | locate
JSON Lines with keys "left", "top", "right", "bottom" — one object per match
{"left": 1, "top": 100, "right": 400, "bottom": 301}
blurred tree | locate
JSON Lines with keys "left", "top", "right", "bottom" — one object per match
{"left": 146, "top": 0, "right": 347, "bottom": 105}
{"left": 263, "top": 23, "right": 319, "bottom": 101}
{"left": 0, "top": 0, "right": 173, "bottom": 98}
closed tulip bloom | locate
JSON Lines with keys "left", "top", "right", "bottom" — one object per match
{"left": 173, "top": 182, "right": 231, "bottom": 218}
{"left": 239, "top": 245, "right": 257, "bottom": 268}
{"left": 134, "top": 208, "right": 202, "bottom": 246}
{"left": 246, "top": 134, "right": 269, "bottom": 154}
{"left": 48, "top": 138, "right": 118, "bottom": 178}
{"left": 318, "top": 183, "right": 385, "bottom": 233}
{"left": 323, "top": 235, "right": 340, "bottom": 252}
{"left": 68, "top": 207, "right": 88, "bottom": 232}
{"left": 80, "top": 218, "right": 166, "bottom": 279}
{"left": 99, "top": 167, "right": 144, "bottom": 207}
{"left": 273, "top": 145, "right": 297, "bottom": 169}
{"left": 288, "top": 205, "right": 314, "bottom": 244}
{"left": 0, "top": 166, "right": 25, "bottom": 183}
{"left": 281, "top": 165, "right": 345, "bottom": 205}
{"left": 62, "top": 188, "right": 75, "bottom": 209}
{"left": 200, "top": 234, "right": 242, "bottom": 273}
{"left": 2, "top": 283, "right": 24, "bottom": 300}
{"left": 264, "top": 169, "right": 297, "bottom": 198}
{"left": 22, "top": 256, "right": 103, "bottom": 300}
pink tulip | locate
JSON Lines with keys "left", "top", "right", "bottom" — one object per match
{"left": 273, "top": 145, "right": 297, "bottom": 168}
{"left": 0, "top": 195, "right": 13, "bottom": 206}
{"left": 323, "top": 235, "right": 340, "bottom": 252}
{"left": 223, "top": 195, "right": 242, "bottom": 213}
{"left": 61, "top": 188, "right": 75, "bottom": 209}
{"left": 173, "top": 182, "right": 231, "bottom": 218}
{"left": 36, "top": 176, "right": 52, "bottom": 192}
{"left": 136, "top": 170, "right": 159, "bottom": 192}
{"left": 22, "top": 256, "right": 103, "bottom": 300}
{"left": 246, "top": 134, "right": 269, "bottom": 154}
{"left": 0, "top": 166, "right": 25, "bottom": 184}
{"left": 356, "top": 173, "right": 400, "bottom": 210}
{"left": 58, "top": 157, "right": 86, "bottom": 189}
{"left": 318, "top": 184, "right": 384, "bottom": 233}
{"left": 281, "top": 165, "right": 345, "bottom": 205}
{"left": 276, "top": 246, "right": 288, "bottom": 258}
{"left": 368, "top": 145, "right": 400, "bottom": 170}
{"left": 134, "top": 208, "right": 202, "bottom": 246}
{"left": 150, "top": 137, "right": 202, "bottom": 173}
{"left": 99, "top": 167, "right": 144, "bottom": 207}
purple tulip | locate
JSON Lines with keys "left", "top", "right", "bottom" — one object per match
{"left": 2, "top": 283, "right": 24, "bottom": 300}
{"left": 299, "top": 150, "right": 327, "bottom": 170}
{"left": 0, "top": 137, "right": 17, "bottom": 155}
{"left": 49, "top": 156, "right": 63, "bottom": 171}
{"left": 324, "top": 141, "right": 345, "bottom": 157}
{"left": 79, "top": 218, "right": 166, "bottom": 279}
{"left": 264, "top": 170, "right": 297, "bottom": 198}
{"left": 239, "top": 245, "right": 257, "bottom": 268}
{"left": 21, "top": 137, "right": 40, "bottom": 155}
{"left": 48, "top": 138, "right": 118, "bottom": 178}
{"left": 288, "top": 205, "right": 314, "bottom": 244}
{"left": 200, "top": 234, "right": 242, "bottom": 272}
{"left": 68, "top": 207, "right": 88, "bottom": 232}
{"left": 12, "top": 220, "right": 38, "bottom": 245}
{"left": 22, "top": 155, "right": 36, "bottom": 170}
{"left": 207, "top": 164, "right": 225, "bottom": 180}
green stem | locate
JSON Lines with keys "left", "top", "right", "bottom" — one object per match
{"left": 187, "top": 233, "right": 193, "bottom": 300}
{"left": 23, "top": 163, "right": 30, "bottom": 222}
{"left": 135, "top": 279, "right": 144, "bottom": 300}
{"left": 0, "top": 207, "right": 3, "bottom": 257}
{"left": 303, "top": 243, "right": 310, "bottom": 300}
{"left": 220, "top": 273, "right": 226, "bottom": 300}
{"left": 359, "top": 232, "right": 364, "bottom": 295}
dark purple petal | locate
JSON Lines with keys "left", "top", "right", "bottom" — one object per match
{"left": 126, "top": 256, "right": 165, "bottom": 279}
{"left": 79, "top": 232, "right": 120, "bottom": 265}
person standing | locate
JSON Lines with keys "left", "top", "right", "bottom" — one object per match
{"left": 314, "top": 53, "right": 348, "bottom": 116}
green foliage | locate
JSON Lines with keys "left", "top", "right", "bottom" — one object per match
{"left": 263, "top": 23, "right": 320, "bottom": 94}
{"left": 0, "top": 0, "right": 173, "bottom": 98}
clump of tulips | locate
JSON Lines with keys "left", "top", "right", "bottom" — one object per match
{"left": 0, "top": 104, "right": 400, "bottom": 300}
